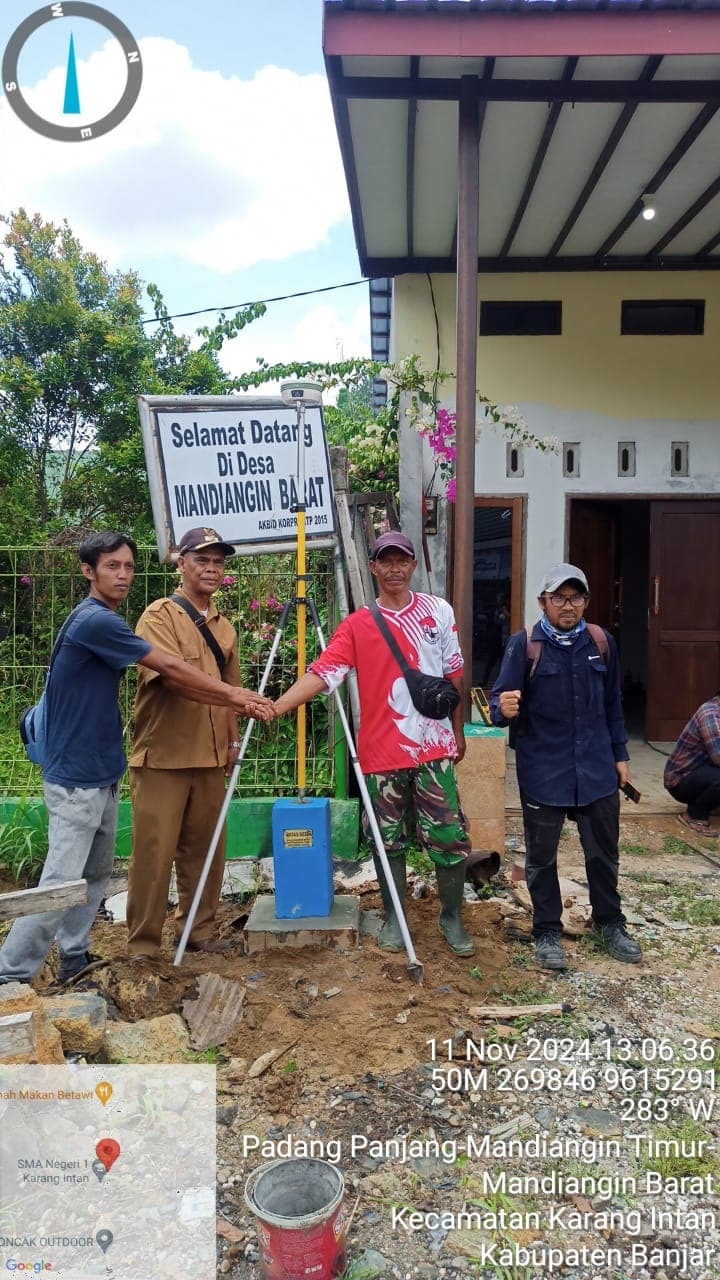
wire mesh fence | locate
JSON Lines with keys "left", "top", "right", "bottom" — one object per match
{"left": 0, "top": 545, "right": 338, "bottom": 798}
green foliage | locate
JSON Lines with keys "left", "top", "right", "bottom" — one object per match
{"left": 181, "top": 1046, "right": 227, "bottom": 1064}
{"left": 403, "top": 842, "right": 434, "bottom": 878}
{"left": 0, "top": 207, "right": 556, "bottom": 541}
{"left": 210, "top": 554, "right": 334, "bottom": 795}
{"left": 495, "top": 980, "right": 552, "bottom": 1006}
{"left": 0, "top": 209, "right": 267, "bottom": 539}
{"left": 0, "top": 799, "right": 47, "bottom": 884}
{"left": 663, "top": 835, "right": 692, "bottom": 856}
{"left": 0, "top": 210, "right": 149, "bottom": 531}
{"left": 339, "top": 1260, "right": 386, "bottom": 1280}
{"left": 640, "top": 1120, "right": 718, "bottom": 1178}
{"left": 231, "top": 354, "right": 375, "bottom": 396}
{"left": 472, "top": 881, "right": 497, "bottom": 900}
{"left": 325, "top": 376, "right": 399, "bottom": 496}
{"left": 325, "top": 403, "right": 399, "bottom": 498}
{"left": 670, "top": 890, "right": 720, "bottom": 925}
{"left": 230, "top": 354, "right": 400, "bottom": 497}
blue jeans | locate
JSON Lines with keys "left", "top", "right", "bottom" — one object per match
{"left": 0, "top": 782, "right": 118, "bottom": 984}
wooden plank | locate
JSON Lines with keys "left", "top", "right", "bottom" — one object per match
{"left": 331, "top": 445, "right": 372, "bottom": 607}
{"left": 336, "top": 490, "right": 374, "bottom": 608}
{"left": 0, "top": 879, "right": 87, "bottom": 922}
{"left": 468, "top": 1001, "right": 569, "bottom": 1020}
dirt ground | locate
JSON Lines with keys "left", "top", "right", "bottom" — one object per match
{"left": 4, "top": 813, "right": 720, "bottom": 1279}
{"left": 6, "top": 810, "right": 720, "bottom": 1086}
{"left": 8, "top": 871, "right": 516, "bottom": 1084}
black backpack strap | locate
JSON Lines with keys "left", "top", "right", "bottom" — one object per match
{"left": 368, "top": 602, "right": 411, "bottom": 676}
{"left": 170, "top": 594, "right": 225, "bottom": 677}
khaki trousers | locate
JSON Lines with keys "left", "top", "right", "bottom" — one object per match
{"left": 127, "top": 766, "right": 226, "bottom": 957}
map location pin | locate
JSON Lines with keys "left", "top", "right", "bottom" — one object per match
{"left": 95, "top": 1138, "right": 121, "bottom": 1172}
{"left": 95, "top": 1081, "right": 113, "bottom": 1106}
{"left": 96, "top": 1230, "right": 113, "bottom": 1254}
{"left": 92, "top": 1158, "right": 107, "bottom": 1183}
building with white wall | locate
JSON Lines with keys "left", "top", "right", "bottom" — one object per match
{"left": 324, "top": 0, "right": 720, "bottom": 737}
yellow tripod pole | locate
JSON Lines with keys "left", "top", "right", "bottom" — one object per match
{"left": 296, "top": 404, "right": 307, "bottom": 801}
{"left": 282, "top": 381, "right": 323, "bottom": 805}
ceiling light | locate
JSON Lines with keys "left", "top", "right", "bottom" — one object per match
{"left": 641, "top": 194, "right": 656, "bottom": 222}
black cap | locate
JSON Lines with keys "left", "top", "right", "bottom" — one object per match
{"left": 178, "top": 527, "right": 235, "bottom": 557}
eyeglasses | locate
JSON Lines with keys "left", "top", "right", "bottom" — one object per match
{"left": 546, "top": 592, "right": 588, "bottom": 607}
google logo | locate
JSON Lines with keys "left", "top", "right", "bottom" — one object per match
{"left": 5, "top": 1264, "right": 53, "bottom": 1273}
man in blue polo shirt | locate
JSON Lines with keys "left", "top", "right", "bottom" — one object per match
{"left": 490, "top": 563, "right": 641, "bottom": 971}
{"left": 0, "top": 531, "right": 272, "bottom": 987}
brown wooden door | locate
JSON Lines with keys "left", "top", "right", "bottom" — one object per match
{"left": 568, "top": 501, "right": 619, "bottom": 632}
{"left": 646, "top": 501, "right": 720, "bottom": 740}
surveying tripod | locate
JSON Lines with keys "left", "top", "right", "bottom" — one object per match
{"left": 173, "top": 582, "right": 424, "bottom": 984}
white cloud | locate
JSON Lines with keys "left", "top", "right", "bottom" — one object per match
{"left": 0, "top": 37, "right": 351, "bottom": 272}
{"left": 220, "top": 298, "right": 371, "bottom": 389}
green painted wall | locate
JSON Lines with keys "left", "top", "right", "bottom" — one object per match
{"left": 0, "top": 797, "right": 360, "bottom": 860}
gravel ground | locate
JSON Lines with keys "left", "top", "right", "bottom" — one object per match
{"left": 214, "top": 817, "right": 720, "bottom": 1280}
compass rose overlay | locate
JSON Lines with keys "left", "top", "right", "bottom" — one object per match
{"left": 2, "top": 3, "right": 142, "bottom": 142}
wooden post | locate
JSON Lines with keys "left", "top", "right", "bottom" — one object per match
{"left": 454, "top": 77, "right": 480, "bottom": 716}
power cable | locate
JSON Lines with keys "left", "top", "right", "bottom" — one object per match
{"left": 644, "top": 739, "right": 672, "bottom": 756}
{"left": 141, "top": 277, "right": 370, "bottom": 326}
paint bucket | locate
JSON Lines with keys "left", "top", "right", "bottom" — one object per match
{"left": 244, "top": 1158, "right": 347, "bottom": 1280}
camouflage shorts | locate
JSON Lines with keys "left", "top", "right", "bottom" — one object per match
{"left": 364, "top": 757, "right": 470, "bottom": 868}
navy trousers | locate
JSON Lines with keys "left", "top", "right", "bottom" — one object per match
{"left": 521, "top": 790, "right": 624, "bottom": 937}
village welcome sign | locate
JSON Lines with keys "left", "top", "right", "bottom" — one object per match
{"left": 137, "top": 395, "right": 336, "bottom": 561}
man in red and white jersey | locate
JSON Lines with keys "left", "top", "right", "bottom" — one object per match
{"left": 274, "top": 531, "right": 475, "bottom": 956}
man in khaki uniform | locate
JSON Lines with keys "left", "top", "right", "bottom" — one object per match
{"left": 126, "top": 527, "right": 249, "bottom": 960}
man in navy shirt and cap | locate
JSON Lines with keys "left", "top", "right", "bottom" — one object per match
{"left": 490, "top": 563, "right": 641, "bottom": 971}
{"left": 0, "top": 531, "right": 272, "bottom": 988}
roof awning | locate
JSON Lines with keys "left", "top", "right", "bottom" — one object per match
{"left": 324, "top": 0, "right": 720, "bottom": 273}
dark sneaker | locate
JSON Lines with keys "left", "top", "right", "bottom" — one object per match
{"left": 57, "top": 951, "right": 94, "bottom": 983}
{"left": 592, "top": 923, "right": 642, "bottom": 964}
{"left": 535, "top": 931, "right": 567, "bottom": 971}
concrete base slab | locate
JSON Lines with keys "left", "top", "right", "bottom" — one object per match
{"left": 244, "top": 894, "right": 360, "bottom": 953}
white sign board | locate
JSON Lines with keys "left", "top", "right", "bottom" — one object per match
{"left": 137, "top": 395, "right": 336, "bottom": 561}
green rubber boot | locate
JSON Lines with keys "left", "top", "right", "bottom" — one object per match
{"left": 436, "top": 860, "right": 475, "bottom": 956}
{"left": 372, "top": 852, "right": 407, "bottom": 952}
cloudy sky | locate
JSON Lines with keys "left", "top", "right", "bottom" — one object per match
{"left": 0, "top": 0, "right": 370, "bottom": 379}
